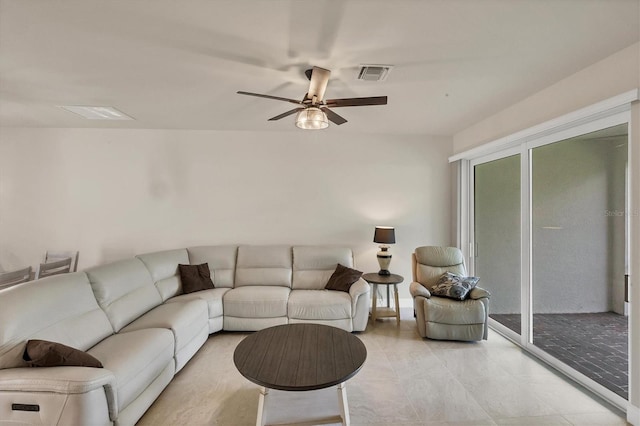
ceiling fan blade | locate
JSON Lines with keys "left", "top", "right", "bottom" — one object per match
{"left": 268, "top": 108, "right": 303, "bottom": 121}
{"left": 237, "top": 91, "right": 303, "bottom": 105}
{"left": 324, "top": 96, "right": 388, "bottom": 107}
{"left": 307, "top": 66, "right": 331, "bottom": 102}
{"left": 321, "top": 107, "right": 347, "bottom": 125}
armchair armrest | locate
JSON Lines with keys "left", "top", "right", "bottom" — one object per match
{"left": 349, "top": 278, "right": 370, "bottom": 311}
{"left": 469, "top": 286, "right": 491, "bottom": 300}
{"left": 410, "top": 281, "right": 431, "bottom": 299}
{"left": 0, "top": 366, "right": 118, "bottom": 420}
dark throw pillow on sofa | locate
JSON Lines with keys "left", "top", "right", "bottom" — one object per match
{"left": 179, "top": 263, "right": 214, "bottom": 294}
{"left": 430, "top": 272, "right": 479, "bottom": 301}
{"left": 325, "top": 263, "right": 363, "bottom": 292}
{"left": 23, "top": 340, "right": 103, "bottom": 368}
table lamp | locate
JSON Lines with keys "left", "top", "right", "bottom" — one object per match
{"left": 373, "top": 226, "right": 395, "bottom": 276}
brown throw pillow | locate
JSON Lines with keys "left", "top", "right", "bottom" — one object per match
{"left": 23, "top": 340, "right": 103, "bottom": 368}
{"left": 325, "top": 263, "right": 363, "bottom": 292}
{"left": 179, "top": 263, "right": 214, "bottom": 294}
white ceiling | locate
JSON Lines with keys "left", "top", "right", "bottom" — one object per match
{"left": 0, "top": 0, "right": 638, "bottom": 135}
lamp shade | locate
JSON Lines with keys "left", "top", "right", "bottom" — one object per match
{"left": 295, "top": 107, "right": 329, "bottom": 130}
{"left": 373, "top": 226, "right": 395, "bottom": 244}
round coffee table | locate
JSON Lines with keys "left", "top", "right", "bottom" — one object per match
{"left": 234, "top": 323, "right": 366, "bottom": 426}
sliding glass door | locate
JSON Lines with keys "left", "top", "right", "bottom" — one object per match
{"left": 469, "top": 116, "right": 630, "bottom": 407}
{"left": 530, "top": 124, "right": 628, "bottom": 399}
{"left": 473, "top": 153, "right": 521, "bottom": 337}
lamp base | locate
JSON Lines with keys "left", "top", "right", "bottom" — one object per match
{"left": 376, "top": 246, "right": 392, "bottom": 276}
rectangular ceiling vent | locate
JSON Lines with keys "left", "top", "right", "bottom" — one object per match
{"left": 58, "top": 105, "right": 134, "bottom": 120}
{"left": 356, "top": 64, "right": 393, "bottom": 82}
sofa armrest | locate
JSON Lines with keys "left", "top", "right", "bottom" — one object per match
{"left": 410, "top": 281, "right": 431, "bottom": 299}
{"left": 349, "top": 278, "right": 370, "bottom": 310}
{"left": 0, "top": 366, "right": 118, "bottom": 420}
{"left": 469, "top": 286, "right": 491, "bottom": 300}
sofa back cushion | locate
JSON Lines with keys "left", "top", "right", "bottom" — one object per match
{"left": 235, "top": 245, "right": 292, "bottom": 288}
{"left": 292, "top": 246, "right": 355, "bottom": 290}
{"left": 187, "top": 246, "right": 238, "bottom": 288}
{"left": 136, "top": 248, "right": 190, "bottom": 301}
{"left": 86, "top": 258, "right": 162, "bottom": 332}
{"left": 0, "top": 272, "right": 114, "bottom": 369}
{"left": 414, "top": 246, "right": 466, "bottom": 288}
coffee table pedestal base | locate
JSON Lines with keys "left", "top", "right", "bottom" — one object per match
{"left": 256, "top": 383, "right": 350, "bottom": 426}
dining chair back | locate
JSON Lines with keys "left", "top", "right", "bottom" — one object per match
{"left": 35, "top": 257, "right": 73, "bottom": 280}
{"left": 0, "top": 266, "right": 32, "bottom": 290}
{"left": 43, "top": 250, "right": 79, "bottom": 272}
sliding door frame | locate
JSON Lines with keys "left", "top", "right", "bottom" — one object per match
{"left": 456, "top": 91, "right": 637, "bottom": 412}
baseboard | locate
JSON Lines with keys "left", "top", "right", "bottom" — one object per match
{"left": 628, "top": 403, "right": 640, "bottom": 426}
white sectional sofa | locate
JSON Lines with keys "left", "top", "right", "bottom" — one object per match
{"left": 0, "top": 245, "right": 370, "bottom": 426}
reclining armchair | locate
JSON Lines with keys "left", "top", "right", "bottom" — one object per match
{"left": 410, "top": 246, "right": 490, "bottom": 341}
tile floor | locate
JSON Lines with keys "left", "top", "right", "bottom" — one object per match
{"left": 138, "top": 309, "right": 629, "bottom": 425}
{"left": 491, "top": 312, "right": 628, "bottom": 399}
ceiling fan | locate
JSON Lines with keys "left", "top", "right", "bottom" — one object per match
{"left": 237, "top": 66, "right": 387, "bottom": 129}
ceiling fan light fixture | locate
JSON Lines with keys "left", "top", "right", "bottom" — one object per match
{"left": 295, "top": 107, "right": 329, "bottom": 130}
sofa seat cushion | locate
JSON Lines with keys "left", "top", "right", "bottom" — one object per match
{"left": 223, "top": 286, "right": 290, "bottom": 318}
{"left": 288, "top": 290, "right": 352, "bottom": 320}
{"left": 165, "top": 288, "right": 230, "bottom": 318}
{"left": 119, "top": 300, "right": 208, "bottom": 353}
{"left": 424, "top": 296, "right": 486, "bottom": 324}
{"left": 87, "top": 328, "right": 174, "bottom": 412}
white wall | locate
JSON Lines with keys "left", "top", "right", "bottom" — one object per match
{"left": 452, "top": 41, "right": 640, "bottom": 421}
{"left": 0, "top": 127, "right": 453, "bottom": 302}
{"left": 454, "top": 43, "right": 640, "bottom": 154}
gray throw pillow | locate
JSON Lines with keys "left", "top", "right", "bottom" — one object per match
{"left": 325, "top": 263, "right": 363, "bottom": 292}
{"left": 430, "top": 272, "right": 479, "bottom": 301}
{"left": 179, "top": 263, "right": 214, "bottom": 294}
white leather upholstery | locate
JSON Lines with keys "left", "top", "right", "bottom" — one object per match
{"left": 349, "top": 279, "right": 371, "bottom": 331}
{"left": 165, "top": 287, "right": 230, "bottom": 322}
{"left": 0, "top": 367, "right": 117, "bottom": 424}
{"left": 167, "top": 288, "right": 228, "bottom": 318}
{"left": 115, "top": 362, "right": 173, "bottom": 426}
{"left": 411, "top": 246, "right": 490, "bottom": 341}
{"left": 235, "top": 245, "right": 292, "bottom": 287}
{"left": 292, "top": 246, "right": 354, "bottom": 290}
{"left": 288, "top": 290, "right": 352, "bottom": 320}
{"left": 187, "top": 246, "right": 238, "bottom": 288}
{"left": 86, "top": 259, "right": 163, "bottom": 332}
{"left": 87, "top": 328, "right": 174, "bottom": 413}
{"left": 414, "top": 247, "right": 466, "bottom": 288}
{"left": 0, "top": 272, "right": 114, "bottom": 370}
{"left": 119, "top": 300, "right": 208, "bottom": 371}
{"left": 223, "top": 286, "right": 290, "bottom": 318}
{"left": 223, "top": 316, "right": 288, "bottom": 331}
{"left": 136, "top": 249, "right": 190, "bottom": 301}
{"left": 0, "top": 244, "right": 370, "bottom": 425}
{"left": 0, "top": 388, "right": 112, "bottom": 426}
{"left": 423, "top": 296, "right": 486, "bottom": 323}
{"left": 289, "top": 318, "right": 353, "bottom": 331}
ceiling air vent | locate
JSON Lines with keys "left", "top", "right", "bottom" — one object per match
{"left": 356, "top": 65, "right": 393, "bottom": 82}
{"left": 58, "top": 105, "right": 134, "bottom": 120}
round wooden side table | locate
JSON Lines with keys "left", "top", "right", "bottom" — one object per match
{"left": 362, "top": 272, "right": 404, "bottom": 326}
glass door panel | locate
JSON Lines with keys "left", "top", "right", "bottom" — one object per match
{"left": 474, "top": 154, "right": 521, "bottom": 335}
{"left": 531, "top": 124, "right": 628, "bottom": 399}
